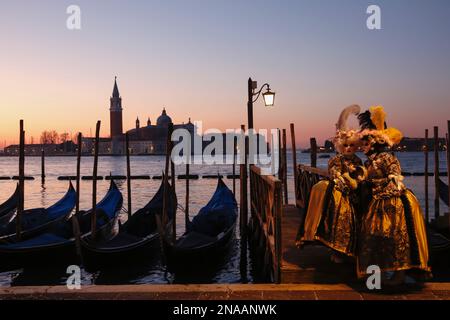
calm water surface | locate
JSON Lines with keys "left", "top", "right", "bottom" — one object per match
{"left": 0, "top": 152, "right": 447, "bottom": 286}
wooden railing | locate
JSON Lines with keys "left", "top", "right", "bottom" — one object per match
{"left": 294, "top": 164, "right": 329, "bottom": 242}
{"left": 295, "top": 164, "right": 329, "bottom": 210}
{"left": 249, "top": 165, "right": 283, "bottom": 283}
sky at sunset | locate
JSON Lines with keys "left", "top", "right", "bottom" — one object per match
{"left": 1, "top": 0, "right": 449, "bottom": 148}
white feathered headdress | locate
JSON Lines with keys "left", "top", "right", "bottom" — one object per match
{"left": 333, "top": 104, "right": 361, "bottom": 153}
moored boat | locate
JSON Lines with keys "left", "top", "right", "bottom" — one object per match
{"left": 163, "top": 178, "right": 237, "bottom": 269}
{"left": 0, "top": 182, "right": 76, "bottom": 242}
{"left": 0, "top": 180, "right": 123, "bottom": 270}
{"left": 80, "top": 179, "right": 177, "bottom": 270}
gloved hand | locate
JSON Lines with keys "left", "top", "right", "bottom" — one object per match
{"left": 342, "top": 172, "right": 358, "bottom": 190}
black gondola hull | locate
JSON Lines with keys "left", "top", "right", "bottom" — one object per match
{"left": 0, "top": 215, "right": 119, "bottom": 271}
{"left": 0, "top": 241, "right": 79, "bottom": 271}
{"left": 0, "top": 183, "right": 76, "bottom": 242}
{"left": 80, "top": 234, "right": 162, "bottom": 270}
{"left": 80, "top": 179, "right": 177, "bottom": 270}
{"left": 164, "top": 223, "right": 236, "bottom": 270}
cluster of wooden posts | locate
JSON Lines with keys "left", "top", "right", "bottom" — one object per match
{"left": 424, "top": 122, "right": 450, "bottom": 227}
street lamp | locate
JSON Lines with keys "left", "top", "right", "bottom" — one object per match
{"left": 247, "top": 77, "right": 275, "bottom": 130}
{"left": 241, "top": 77, "right": 276, "bottom": 244}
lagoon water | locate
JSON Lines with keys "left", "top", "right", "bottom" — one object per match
{"left": 0, "top": 151, "right": 448, "bottom": 286}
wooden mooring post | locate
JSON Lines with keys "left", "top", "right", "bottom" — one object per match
{"left": 290, "top": 123, "right": 298, "bottom": 201}
{"left": 434, "top": 126, "right": 440, "bottom": 218}
{"left": 41, "top": 149, "right": 45, "bottom": 184}
{"left": 16, "top": 120, "right": 25, "bottom": 241}
{"left": 171, "top": 154, "right": 176, "bottom": 243}
{"left": 91, "top": 121, "right": 101, "bottom": 238}
{"left": 185, "top": 162, "right": 190, "bottom": 230}
{"left": 126, "top": 132, "right": 132, "bottom": 218}
{"left": 424, "top": 129, "right": 429, "bottom": 223}
{"left": 161, "top": 122, "right": 175, "bottom": 242}
{"left": 75, "top": 133, "right": 82, "bottom": 216}
{"left": 282, "top": 129, "right": 288, "bottom": 204}
{"left": 162, "top": 124, "right": 172, "bottom": 227}
{"left": 72, "top": 132, "right": 83, "bottom": 258}
{"left": 447, "top": 120, "right": 450, "bottom": 215}
{"left": 277, "top": 129, "right": 282, "bottom": 181}
{"left": 239, "top": 124, "right": 248, "bottom": 238}
{"left": 310, "top": 137, "right": 317, "bottom": 168}
{"left": 232, "top": 137, "right": 236, "bottom": 195}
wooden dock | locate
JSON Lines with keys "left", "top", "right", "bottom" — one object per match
{"left": 248, "top": 163, "right": 356, "bottom": 284}
{"left": 280, "top": 205, "right": 356, "bottom": 284}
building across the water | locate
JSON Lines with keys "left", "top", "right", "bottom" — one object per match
{"left": 3, "top": 141, "right": 77, "bottom": 156}
{"left": 82, "top": 77, "right": 194, "bottom": 155}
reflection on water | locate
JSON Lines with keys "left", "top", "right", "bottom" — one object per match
{"left": 0, "top": 152, "right": 447, "bottom": 286}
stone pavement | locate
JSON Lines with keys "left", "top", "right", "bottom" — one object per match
{"left": 1, "top": 283, "right": 449, "bottom": 300}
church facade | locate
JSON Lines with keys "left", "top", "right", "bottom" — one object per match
{"left": 82, "top": 78, "right": 194, "bottom": 155}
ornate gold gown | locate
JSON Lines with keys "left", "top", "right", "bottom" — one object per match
{"left": 302, "top": 154, "right": 362, "bottom": 256}
{"left": 357, "top": 152, "right": 431, "bottom": 278}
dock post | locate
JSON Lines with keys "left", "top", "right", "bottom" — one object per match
{"left": 277, "top": 129, "right": 282, "bottom": 181}
{"left": 310, "top": 137, "right": 317, "bottom": 168}
{"left": 126, "top": 132, "right": 132, "bottom": 218}
{"left": 290, "top": 123, "right": 298, "bottom": 201}
{"left": 91, "top": 121, "right": 101, "bottom": 238}
{"left": 162, "top": 122, "right": 174, "bottom": 241}
{"left": 171, "top": 139, "right": 176, "bottom": 243}
{"left": 239, "top": 125, "right": 248, "bottom": 238}
{"left": 75, "top": 133, "right": 82, "bottom": 216}
{"left": 447, "top": 120, "right": 450, "bottom": 216}
{"left": 282, "top": 129, "right": 288, "bottom": 204}
{"left": 72, "top": 132, "right": 83, "bottom": 258}
{"left": 16, "top": 120, "right": 25, "bottom": 241}
{"left": 41, "top": 149, "right": 45, "bottom": 185}
{"left": 239, "top": 124, "right": 248, "bottom": 283}
{"left": 424, "top": 129, "right": 429, "bottom": 223}
{"left": 434, "top": 126, "right": 440, "bottom": 218}
{"left": 185, "top": 162, "right": 190, "bottom": 230}
{"left": 232, "top": 137, "right": 236, "bottom": 195}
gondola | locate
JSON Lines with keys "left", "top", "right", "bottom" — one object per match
{"left": 163, "top": 177, "right": 237, "bottom": 268}
{"left": 80, "top": 179, "right": 177, "bottom": 269}
{"left": 0, "top": 184, "right": 19, "bottom": 225}
{"left": 0, "top": 180, "right": 123, "bottom": 270}
{"left": 0, "top": 182, "right": 76, "bottom": 242}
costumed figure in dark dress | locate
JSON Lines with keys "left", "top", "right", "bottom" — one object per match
{"left": 300, "top": 105, "right": 366, "bottom": 260}
{"left": 357, "top": 106, "right": 431, "bottom": 285}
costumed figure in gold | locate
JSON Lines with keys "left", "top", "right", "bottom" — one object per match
{"left": 357, "top": 106, "right": 431, "bottom": 285}
{"left": 300, "top": 105, "right": 366, "bottom": 260}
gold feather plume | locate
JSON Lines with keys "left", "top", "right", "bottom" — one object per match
{"left": 369, "top": 106, "right": 386, "bottom": 131}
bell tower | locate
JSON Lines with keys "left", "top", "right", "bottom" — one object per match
{"left": 110, "top": 76, "right": 123, "bottom": 138}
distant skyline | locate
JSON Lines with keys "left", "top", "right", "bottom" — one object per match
{"left": 1, "top": 0, "right": 450, "bottom": 148}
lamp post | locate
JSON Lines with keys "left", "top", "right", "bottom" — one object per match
{"left": 243, "top": 77, "right": 275, "bottom": 241}
{"left": 247, "top": 78, "right": 276, "bottom": 130}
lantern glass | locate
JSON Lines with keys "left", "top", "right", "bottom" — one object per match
{"left": 262, "top": 90, "right": 275, "bottom": 107}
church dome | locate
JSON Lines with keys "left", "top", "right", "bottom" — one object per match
{"left": 156, "top": 108, "right": 172, "bottom": 127}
